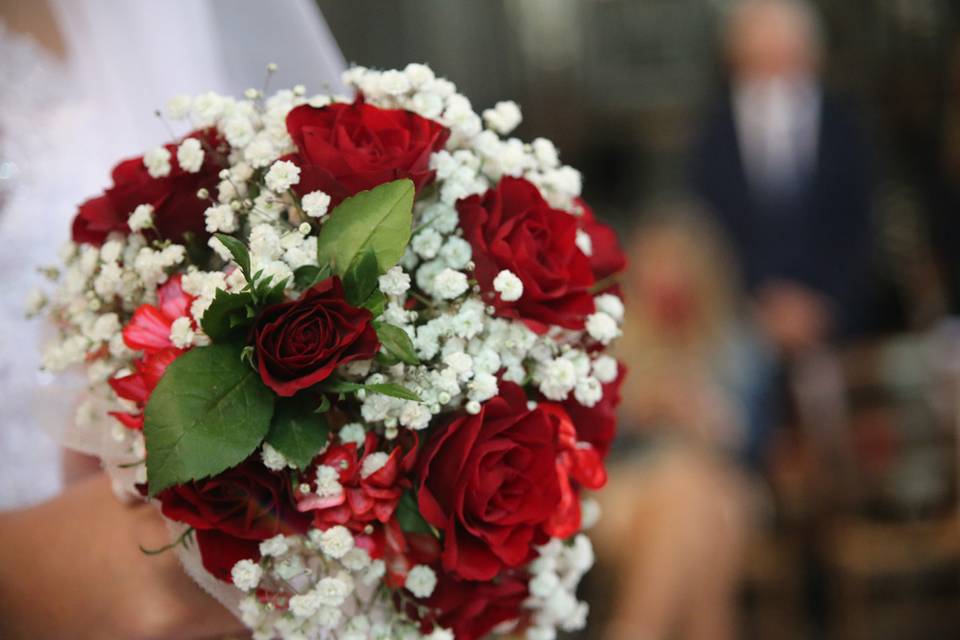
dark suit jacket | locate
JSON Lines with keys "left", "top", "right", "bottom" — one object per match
{"left": 690, "top": 91, "right": 873, "bottom": 336}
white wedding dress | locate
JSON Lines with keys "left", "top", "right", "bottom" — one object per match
{"left": 0, "top": 0, "right": 345, "bottom": 510}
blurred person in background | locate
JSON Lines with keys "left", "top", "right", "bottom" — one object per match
{"left": 691, "top": 0, "right": 872, "bottom": 356}
{"left": 593, "top": 210, "right": 768, "bottom": 640}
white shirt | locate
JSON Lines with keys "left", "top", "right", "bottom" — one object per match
{"left": 733, "top": 77, "right": 821, "bottom": 199}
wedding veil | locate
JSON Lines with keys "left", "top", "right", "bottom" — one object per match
{"left": 49, "top": 0, "right": 347, "bottom": 171}
{"left": 0, "top": 0, "right": 346, "bottom": 509}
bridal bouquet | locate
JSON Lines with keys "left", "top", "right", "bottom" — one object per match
{"left": 32, "top": 64, "right": 626, "bottom": 639}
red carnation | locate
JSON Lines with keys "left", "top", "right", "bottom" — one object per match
{"left": 109, "top": 276, "right": 195, "bottom": 430}
{"left": 284, "top": 97, "right": 449, "bottom": 207}
{"left": 458, "top": 177, "right": 596, "bottom": 332}
{"left": 296, "top": 432, "right": 417, "bottom": 532}
{"left": 72, "top": 129, "right": 224, "bottom": 246}
{"left": 538, "top": 403, "right": 607, "bottom": 539}
{"left": 253, "top": 277, "right": 380, "bottom": 396}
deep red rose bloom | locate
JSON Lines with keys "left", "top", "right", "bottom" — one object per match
{"left": 284, "top": 97, "right": 449, "bottom": 207}
{"left": 158, "top": 458, "right": 311, "bottom": 582}
{"left": 194, "top": 529, "right": 262, "bottom": 583}
{"left": 296, "top": 432, "right": 417, "bottom": 532}
{"left": 71, "top": 129, "right": 224, "bottom": 246}
{"left": 109, "top": 276, "right": 194, "bottom": 430}
{"left": 560, "top": 362, "right": 626, "bottom": 459}
{"left": 458, "top": 177, "right": 596, "bottom": 332}
{"left": 253, "top": 277, "right": 380, "bottom": 396}
{"left": 420, "top": 571, "right": 529, "bottom": 640}
{"left": 575, "top": 197, "right": 627, "bottom": 283}
{"left": 418, "top": 382, "right": 562, "bottom": 581}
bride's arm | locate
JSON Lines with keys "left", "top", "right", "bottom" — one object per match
{"left": 0, "top": 474, "right": 245, "bottom": 640}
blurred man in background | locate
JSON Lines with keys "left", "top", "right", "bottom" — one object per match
{"left": 691, "top": 0, "right": 872, "bottom": 355}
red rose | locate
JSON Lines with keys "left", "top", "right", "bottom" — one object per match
{"left": 194, "top": 530, "right": 262, "bottom": 583}
{"left": 417, "top": 382, "right": 562, "bottom": 581}
{"left": 561, "top": 362, "right": 626, "bottom": 458}
{"left": 458, "top": 177, "right": 595, "bottom": 332}
{"left": 109, "top": 348, "right": 180, "bottom": 430}
{"left": 421, "top": 571, "right": 529, "bottom": 640}
{"left": 71, "top": 129, "right": 224, "bottom": 246}
{"left": 158, "top": 458, "right": 311, "bottom": 581}
{"left": 253, "top": 277, "right": 380, "bottom": 396}
{"left": 159, "top": 458, "right": 310, "bottom": 539}
{"left": 284, "top": 97, "right": 449, "bottom": 206}
{"left": 575, "top": 197, "right": 627, "bottom": 283}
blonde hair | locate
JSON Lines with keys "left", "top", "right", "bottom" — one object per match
{"left": 613, "top": 201, "right": 744, "bottom": 415}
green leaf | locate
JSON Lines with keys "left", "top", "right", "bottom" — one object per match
{"left": 214, "top": 233, "right": 251, "bottom": 281}
{"left": 265, "top": 397, "right": 330, "bottom": 469}
{"left": 376, "top": 351, "right": 400, "bottom": 367}
{"left": 396, "top": 491, "right": 434, "bottom": 535}
{"left": 374, "top": 322, "right": 420, "bottom": 365}
{"left": 361, "top": 289, "right": 386, "bottom": 318}
{"left": 294, "top": 263, "right": 333, "bottom": 290}
{"left": 342, "top": 249, "right": 380, "bottom": 307}
{"left": 144, "top": 344, "right": 275, "bottom": 495}
{"left": 254, "top": 274, "right": 289, "bottom": 305}
{"left": 315, "top": 395, "right": 331, "bottom": 414}
{"left": 367, "top": 383, "right": 421, "bottom": 402}
{"left": 320, "top": 380, "right": 365, "bottom": 395}
{"left": 201, "top": 289, "right": 255, "bottom": 341}
{"left": 316, "top": 179, "right": 415, "bottom": 275}
{"left": 320, "top": 379, "right": 422, "bottom": 402}
{"left": 182, "top": 232, "right": 212, "bottom": 269}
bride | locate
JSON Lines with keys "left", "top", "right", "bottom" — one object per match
{"left": 0, "top": 1, "right": 344, "bottom": 636}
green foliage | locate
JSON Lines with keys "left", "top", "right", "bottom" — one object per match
{"left": 360, "top": 289, "right": 386, "bottom": 317}
{"left": 342, "top": 249, "right": 380, "bottom": 307}
{"left": 396, "top": 491, "right": 434, "bottom": 535}
{"left": 252, "top": 273, "right": 289, "bottom": 306}
{"left": 293, "top": 263, "right": 333, "bottom": 290}
{"left": 214, "top": 233, "right": 251, "bottom": 281}
{"left": 144, "top": 344, "right": 275, "bottom": 495}
{"left": 264, "top": 396, "right": 330, "bottom": 469}
{"left": 374, "top": 322, "right": 420, "bottom": 365}
{"left": 320, "top": 379, "right": 422, "bottom": 402}
{"left": 200, "top": 289, "right": 256, "bottom": 341}
{"left": 316, "top": 179, "right": 415, "bottom": 275}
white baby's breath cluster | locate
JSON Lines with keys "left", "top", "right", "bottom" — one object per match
{"left": 523, "top": 534, "right": 596, "bottom": 640}
{"left": 231, "top": 528, "right": 448, "bottom": 640}
{"left": 34, "top": 63, "right": 623, "bottom": 639}
{"left": 342, "top": 64, "right": 583, "bottom": 211}
{"left": 36, "top": 232, "right": 191, "bottom": 475}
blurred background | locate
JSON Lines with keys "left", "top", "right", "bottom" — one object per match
{"left": 320, "top": 1, "right": 960, "bottom": 639}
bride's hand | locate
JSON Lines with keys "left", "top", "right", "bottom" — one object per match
{"left": 0, "top": 473, "right": 247, "bottom": 640}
